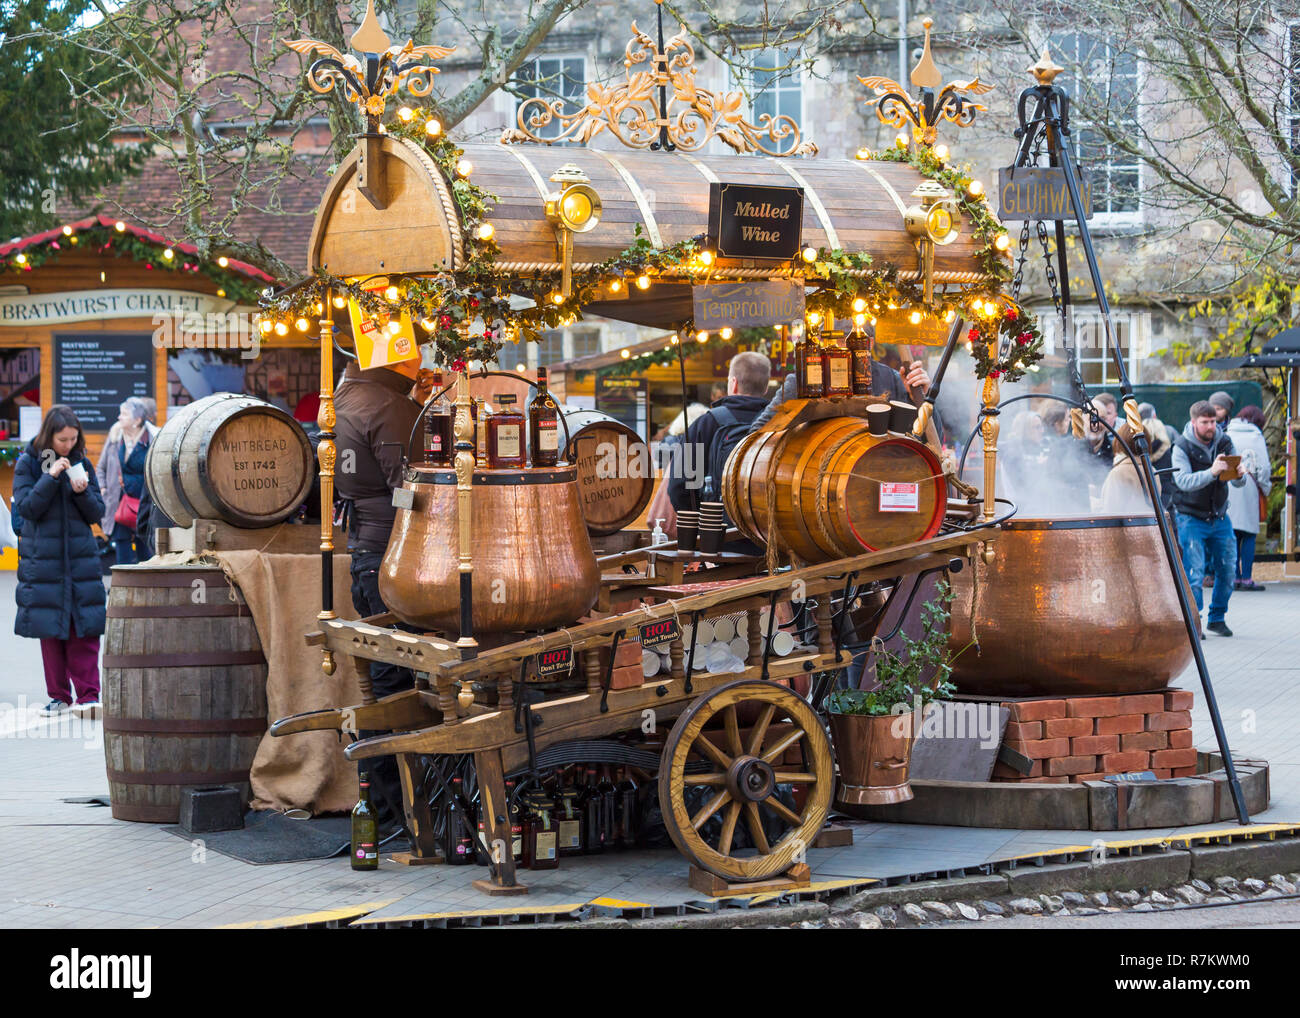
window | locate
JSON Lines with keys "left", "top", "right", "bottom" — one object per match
{"left": 732, "top": 47, "right": 803, "bottom": 142}
{"left": 515, "top": 56, "right": 586, "bottom": 142}
{"left": 1066, "top": 312, "right": 1143, "bottom": 386}
{"left": 1052, "top": 34, "right": 1142, "bottom": 223}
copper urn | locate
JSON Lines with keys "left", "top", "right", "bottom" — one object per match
{"left": 830, "top": 709, "right": 919, "bottom": 806}
{"left": 948, "top": 515, "right": 1196, "bottom": 697}
{"left": 379, "top": 465, "right": 601, "bottom": 633}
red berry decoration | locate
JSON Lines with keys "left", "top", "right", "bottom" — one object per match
{"left": 1005, "top": 307, "right": 1018, "bottom": 321}
{"left": 967, "top": 327, "right": 981, "bottom": 343}
{"left": 451, "top": 358, "right": 467, "bottom": 373}
{"left": 1016, "top": 332, "right": 1032, "bottom": 346}
{"left": 989, "top": 369, "right": 1002, "bottom": 379}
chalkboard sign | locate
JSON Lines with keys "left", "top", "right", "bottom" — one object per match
{"left": 708, "top": 182, "right": 804, "bottom": 261}
{"left": 54, "top": 333, "right": 155, "bottom": 432}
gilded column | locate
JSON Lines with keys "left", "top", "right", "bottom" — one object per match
{"left": 317, "top": 290, "right": 341, "bottom": 682}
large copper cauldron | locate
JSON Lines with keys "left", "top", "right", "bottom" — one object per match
{"left": 379, "top": 465, "right": 600, "bottom": 633}
{"left": 948, "top": 515, "right": 1196, "bottom": 696}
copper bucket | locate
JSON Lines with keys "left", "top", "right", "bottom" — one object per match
{"left": 949, "top": 515, "right": 1196, "bottom": 697}
{"left": 830, "top": 709, "right": 918, "bottom": 806}
{"left": 379, "top": 464, "right": 600, "bottom": 633}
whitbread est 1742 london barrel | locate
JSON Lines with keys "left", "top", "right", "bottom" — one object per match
{"left": 145, "top": 393, "right": 313, "bottom": 529}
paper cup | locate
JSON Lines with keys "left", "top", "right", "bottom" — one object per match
{"left": 866, "top": 403, "right": 891, "bottom": 436}
{"left": 770, "top": 630, "right": 795, "bottom": 656}
{"left": 712, "top": 616, "right": 735, "bottom": 643}
{"left": 889, "top": 400, "right": 918, "bottom": 436}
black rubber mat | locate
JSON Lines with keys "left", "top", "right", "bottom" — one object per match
{"left": 162, "top": 810, "right": 406, "bottom": 865}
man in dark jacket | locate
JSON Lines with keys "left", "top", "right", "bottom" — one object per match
{"left": 1172, "top": 400, "right": 1246, "bottom": 637}
{"left": 666, "top": 352, "right": 772, "bottom": 511}
{"left": 334, "top": 355, "right": 432, "bottom": 832}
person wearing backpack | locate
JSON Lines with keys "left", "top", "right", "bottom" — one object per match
{"left": 666, "top": 352, "right": 773, "bottom": 513}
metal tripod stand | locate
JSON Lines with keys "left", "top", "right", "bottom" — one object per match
{"left": 1011, "top": 70, "right": 1251, "bottom": 823}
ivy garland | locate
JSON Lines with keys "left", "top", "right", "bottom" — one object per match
{"left": 1, "top": 223, "right": 269, "bottom": 304}
{"left": 257, "top": 106, "right": 1039, "bottom": 380}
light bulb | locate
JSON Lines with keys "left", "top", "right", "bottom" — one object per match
{"left": 516, "top": 363, "right": 527, "bottom": 373}
{"left": 14, "top": 253, "right": 26, "bottom": 265}
{"left": 697, "top": 330, "right": 708, "bottom": 342}
{"left": 909, "top": 310, "right": 922, "bottom": 325}
{"left": 995, "top": 233, "right": 1011, "bottom": 251}
{"left": 635, "top": 274, "right": 650, "bottom": 290}
{"left": 385, "top": 285, "right": 399, "bottom": 300}
{"left": 397, "top": 106, "right": 413, "bottom": 122}
{"left": 476, "top": 222, "right": 495, "bottom": 241}
{"left": 698, "top": 249, "right": 714, "bottom": 266}
{"left": 425, "top": 119, "right": 441, "bottom": 137}
{"left": 216, "top": 288, "right": 226, "bottom": 298}
{"left": 943, "top": 308, "right": 955, "bottom": 322}
{"left": 854, "top": 313, "right": 866, "bottom": 327}
{"left": 852, "top": 297, "right": 867, "bottom": 313}
{"left": 295, "top": 317, "right": 309, "bottom": 332}
{"left": 895, "top": 133, "right": 908, "bottom": 149}
{"left": 720, "top": 327, "right": 733, "bottom": 339}
{"left": 420, "top": 318, "right": 435, "bottom": 331}
{"left": 807, "top": 312, "right": 822, "bottom": 326}
{"left": 550, "top": 292, "right": 564, "bottom": 305}
{"left": 620, "top": 348, "right": 630, "bottom": 359}
{"left": 332, "top": 296, "right": 346, "bottom": 309}
{"left": 259, "top": 319, "right": 272, "bottom": 334}
{"left": 163, "top": 248, "right": 174, "bottom": 260}
{"left": 933, "top": 144, "right": 950, "bottom": 161}
{"left": 314, "top": 301, "right": 324, "bottom": 315}
{"left": 609, "top": 279, "right": 623, "bottom": 292}
{"left": 968, "top": 179, "right": 985, "bottom": 198}
{"left": 115, "top": 221, "right": 126, "bottom": 232}
{"left": 217, "top": 256, "right": 229, "bottom": 267}
{"left": 456, "top": 159, "right": 473, "bottom": 177}
{"left": 274, "top": 320, "right": 289, "bottom": 336}
{"left": 62, "top": 225, "right": 73, "bottom": 236}
{"left": 387, "top": 320, "right": 400, "bottom": 334}
{"left": 855, "top": 147, "right": 869, "bottom": 160}
{"left": 669, "top": 334, "right": 679, "bottom": 345}
{"left": 801, "top": 247, "right": 817, "bottom": 263}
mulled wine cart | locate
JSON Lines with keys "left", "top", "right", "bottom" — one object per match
{"left": 267, "top": 7, "right": 1037, "bottom": 894}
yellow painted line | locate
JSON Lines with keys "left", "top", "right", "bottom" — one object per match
{"left": 219, "top": 899, "right": 398, "bottom": 929}
{"left": 349, "top": 902, "right": 587, "bottom": 926}
{"left": 588, "top": 896, "right": 652, "bottom": 909}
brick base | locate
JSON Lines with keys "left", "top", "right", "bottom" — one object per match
{"left": 994, "top": 690, "right": 1195, "bottom": 784}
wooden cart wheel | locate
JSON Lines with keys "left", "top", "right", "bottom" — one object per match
{"left": 658, "top": 679, "right": 833, "bottom": 883}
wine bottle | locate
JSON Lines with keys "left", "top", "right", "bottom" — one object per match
{"left": 351, "top": 771, "right": 379, "bottom": 871}
{"left": 848, "top": 330, "right": 872, "bottom": 396}
{"left": 796, "top": 334, "right": 824, "bottom": 398}
{"left": 443, "top": 776, "right": 475, "bottom": 865}
{"left": 424, "top": 371, "right": 453, "bottom": 465}
{"left": 555, "top": 768, "right": 584, "bottom": 857}
{"left": 579, "top": 767, "right": 604, "bottom": 853}
{"left": 822, "top": 338, "right": 852, "bottom": 397}
{"left": 529, "top": 367, "right": 560, "bottom": 467}
{"left": 487, "top": 394, "right": 526, "bottom": 468}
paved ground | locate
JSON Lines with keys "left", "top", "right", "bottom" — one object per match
{"left": 0, "top": 572, "right": 1297, "bottom": 929}
{"left": 934, "top": 896, "right": 1300, "bottom": 929}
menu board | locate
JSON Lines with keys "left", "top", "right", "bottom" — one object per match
{"left": 595, "top": 377, "right": 647, "bottom": 439}
{"left": 54, "top": 333, "right": 155, "bottom": 432}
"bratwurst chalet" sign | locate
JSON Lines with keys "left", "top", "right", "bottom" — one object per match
{"left": 708, "top": 182, "right": 805, "bottom": 261}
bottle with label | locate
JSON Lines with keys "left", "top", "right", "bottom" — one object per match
{"left": 529, "top": 368, "right": 560, "bottom": 467}
{"left": 579, "top": 767, "right": 604, "bottom": 853}
{"left": 423, "top": 371, "right": 453, "bottom": 465}
{"left": 521, "top": 790, "right": 559, "bottom": 870}
{"left": 822, "top": 338, "right": 852, "bottom": 397}
{"left": 555, "top": 768, "right": 584, "bottom": 857}
{"left": 350, "top": 771, "right": 379, "bottom": 871}
{"left": 848, "top": 330, "right": 872, "bottom": 396}
{"left": 473, "top": 397, "right": 488, "bottom": 465}
{"left": 487, "top": 393, "right": 526, "bottom": 468}
{"left": 443, "top": 776, "right": 475, "bottom": 865}
{"left": 796, "top": 333, "right": 824, "bottom": 398}
{"left": 505, "top": 780, "right": 524, "bottom": 860}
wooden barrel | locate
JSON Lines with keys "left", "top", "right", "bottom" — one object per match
{"left": 146, "top": 393, "right": 313, "bottom": 528}
{"left": 724, "top": 418, "right": 946, "bottom": 563}
{"left": 561, "top": 407, "right": 654, "bottom": 535}
{"left": 102, "top": 564, "right": 267, "bottom": 822}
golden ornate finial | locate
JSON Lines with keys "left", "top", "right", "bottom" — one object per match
{"left": 910, "top": 17, "right": 942, "bottom": 90}
{"left": 502, "top": 18, "right": 816, "bottom": 157}
{"left": 351, "top": 0, "right": 391, "bottom": 55}
{"left": 286, "top": 8, "right": 455, "bottom": 129}
{"left": 859, "top": 16, "right": 993, "bottom": 149}
{"left": 1028, "top": 47, "right": 1065, "bottom": 86}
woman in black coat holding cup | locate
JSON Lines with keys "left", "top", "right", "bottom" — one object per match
{"left": 11, "top": 405, "right": 107, "bottom": 717}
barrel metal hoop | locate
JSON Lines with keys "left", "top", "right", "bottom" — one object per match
{"left": 407, "top": 466, "right": 579, "bottom": 485}
{"left": 107, "top": 603, "right": 249, "bottom": 619}
{"left": 109, "top": 803, "right": 187, "bottom": 822}
{"left": 103, "top": 650, "right": 266, "bottom": 668}
{"left": 107, "top": 768, "right": 253, "bottom": 785}
{"left": 107, "top": 568, "right": 237, "bottom": 589}
{"left": 102, "top": 716, "right": 268, "bottom": 734}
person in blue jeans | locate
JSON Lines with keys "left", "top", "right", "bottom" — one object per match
{"left": 1170, "top": 400, "right": 1246, "bottom": 636}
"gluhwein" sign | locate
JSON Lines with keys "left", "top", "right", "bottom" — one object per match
{"left": 708, "top": 182, "right": 804, "bottom": 261}
{"left": 997, "top": 167, "right": 1093, "bottom": 221}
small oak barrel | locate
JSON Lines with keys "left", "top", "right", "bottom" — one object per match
{"left": 146, "top": 393, "right": 313, "bottom": 528}
{"left": 561, "top": 408, "right": 654, "bottom": 535}
{"left": 102, "top": 564, "right": 268, "bottom": 823}
{"left": 724, "top": 417, "right": 946, "bottom": 563}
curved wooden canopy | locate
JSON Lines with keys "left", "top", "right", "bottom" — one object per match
{"left": 309, "top": 138, "right": 995, "bottom": 324}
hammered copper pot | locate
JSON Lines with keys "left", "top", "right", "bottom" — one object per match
{"left": 830, "top": 709, "right": 918, "bottom": 806}
{"left": 379, "top": 465, "right": 600, "bottom": 633}
{"left": 948, "top": 515, "right": 1196, "bottom": 697}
